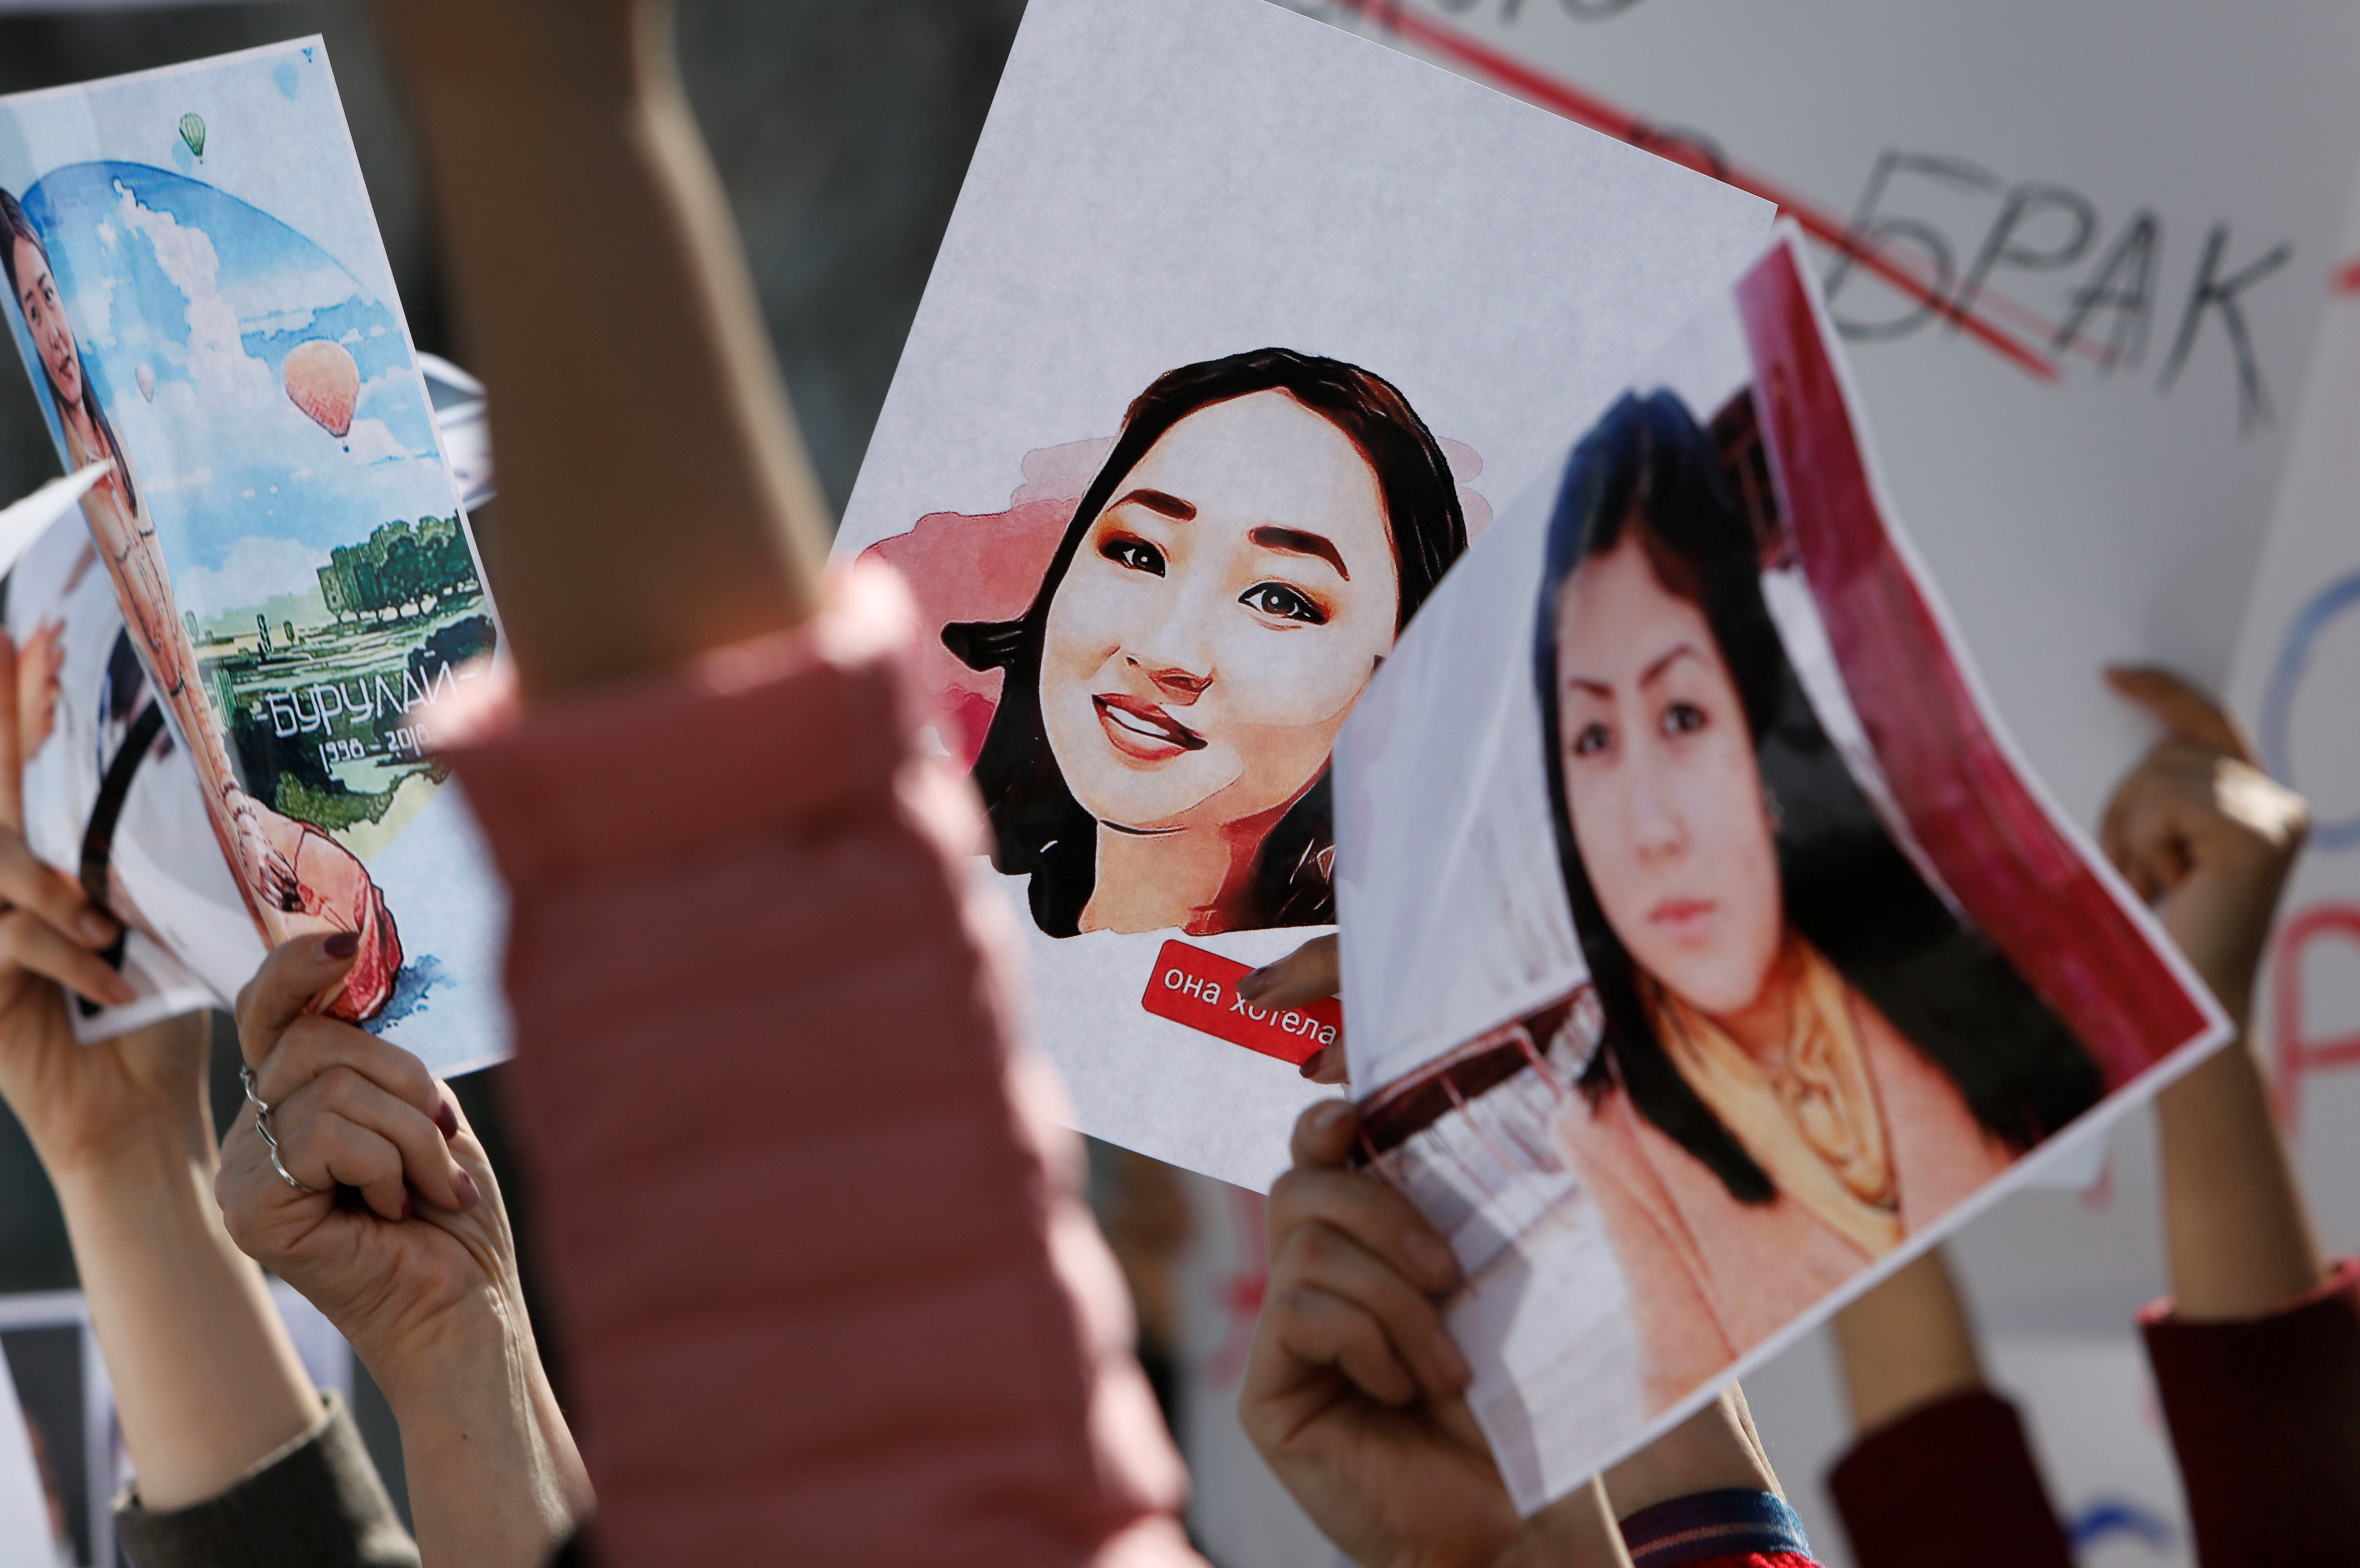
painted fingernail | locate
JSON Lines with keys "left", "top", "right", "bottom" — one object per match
{"left": 435, "top": 1098, "right": 459, "bottom": 1138}
{"left": 318, "top": 929, "right": 359, "bottom": 961}
{"left": 453, "top": 1167, "right": 482, "bottom": 1209}
{"left": 78, "top": 911, "right": 116, "bottom": 945}
{"left": 1298, "top": 1044, "right": 1328, "bottom": 1080}
{"left": 1237, "top": 966, "right": 1271, "bottom": 1000}
{"left": 1405, "top": 1229, "right": 1458, "bottom": 1287}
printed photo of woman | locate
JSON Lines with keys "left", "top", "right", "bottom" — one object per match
{"left": 1532, "top": 390, "right": 2103, "bottom": 1413}
{"left": 2, "top": 187, "right": 400, "bottom": 1018}
{"left": 948, "top": 347, "right": 1468, "bottom": 938}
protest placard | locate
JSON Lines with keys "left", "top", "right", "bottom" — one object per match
{"left": 1335, "top": 228, "right": 2229, "bottom": 1510}
{"left": 0, "top": 40, "right": 507, "bottom": 1074}
{"left": 833, "top": 0, "right": 1772, "bottom": 1187}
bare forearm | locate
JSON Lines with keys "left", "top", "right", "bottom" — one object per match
{"left": 2155, "top": 1037, "right": 2322, "bottom": 1320}
{"left": 1831, "top": 1247, "right": 1984, "bottom": 1432}
{"left": 52, "top": 1145, "right": 317, "bottom": 1509}
{"left": 1602, "top": 1386, "right": 1779, "bottom": 1515}
{"left": 363, "top": 1265, "right": 589, "bottom": 1568}
{"left": 378, "top": 1300, "right": 588, "bottom": 1568}
{"left": 378, "top": 0, "right": 829, "bottom": 697}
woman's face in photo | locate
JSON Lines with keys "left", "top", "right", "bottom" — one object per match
{"left": 1556, "top": 532, "right": 1783, "bottom": 1017}
{"left": 1040, "top": 390, "right": 1401, "bottom": 835}
{"left": 11, "top": 236, "right": 83, "bottom": 411}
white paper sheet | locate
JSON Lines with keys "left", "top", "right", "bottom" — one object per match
{"left": 1337, "top": 227, "right": 2228, "bottom": 1510}
{"left": 834, "top": 0, "right": 1770, "bottom": 1188}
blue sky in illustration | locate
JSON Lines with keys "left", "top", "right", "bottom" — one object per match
{"left": 11, "top": 160, "right": 455, "bottom": 621}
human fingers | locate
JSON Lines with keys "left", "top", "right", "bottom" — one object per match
{"left": 0, "top": 632, "right": 21, "bottom": 831}
{"left": 1300, "top": 1039, "right": 1350, "bottom": 1085}
{"left": 1238, "top": 934, "right": 1339, "bottom": 1008}
{"left": 1290, "top": 1097, "right": 1361, "bottom": 1172}
{"left": 0, "top": 908, "right": 134, "bottom": 1008}
{"left": 2105, "top": 666, "right": 2254, "bottom": 763}
{"left": 0, "top": 831, "right": 118, "bottom": 952}
{"left": 1270, "top": 1161, "right": 1460, "bottom": 1295}
{"left": 235, "top": 931, "right": 362, "bottom": 1070}
{"left": 2100, "top": 753, "right": 2187, "bottom": 903}
{"left": 252, "top": 1013, "right": 451, "bottom": 1138}
{"left": 274, "top": 1065, "right": 471, "bottom": 1217}
{"left": 1254, "top": 1277, "right": 1424, "bottom": 1407}
{"left": 1272, "top": 1218, "right": 1470, "bottom": 1399}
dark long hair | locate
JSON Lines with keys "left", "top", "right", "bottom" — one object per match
{"left": 1, "top": 188, "right": 139, "bottom": 517}
{"left": 1534, "top": 390, "right": 2099, "bottom": 1205}
{"left": 950, "top": 347, "right": 1467, "bottom": 937}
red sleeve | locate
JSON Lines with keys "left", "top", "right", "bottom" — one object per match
{"left": 446, "top": 565, "right": 1198, "bottom": 1567}
{"left": 2142, "top": 1256, "right": 2360, "bottom": 1568}
{"left": 1826, "top": 1390, "right": 2071, "bottom": 1568}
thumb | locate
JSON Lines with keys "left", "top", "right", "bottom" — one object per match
{"left": 234, "top": 930, "right": 361, "bottom": 1069}
{"left": 2105, "top": 666, "right": 2254, "bottom": 764}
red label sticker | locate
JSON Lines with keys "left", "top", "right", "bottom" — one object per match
{"left": 1140, "top": 939, "right": 1340, "bottom": 1067}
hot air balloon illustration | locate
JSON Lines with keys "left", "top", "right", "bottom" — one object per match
{"left": 135, "top": 363, "right": 156, "bottom": 403}
{"left": 178, "top": 114, "right": 206, "bottom": 160}
{"left": 283, "top": 340, "right": 359, "bottom": 442}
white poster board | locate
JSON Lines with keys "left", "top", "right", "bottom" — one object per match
{"left": 1280, "top": 0, "right": 2360, "bottom": 830}
{"left": 2226, "top": 172, "right": 2360, "bottom": 1252}
{"left": 834, "top": 0, "right": 1771, "bottom": 1188}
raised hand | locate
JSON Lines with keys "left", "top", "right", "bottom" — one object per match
{"left": 2101, "top": 665, "right": 2308, "bottom": 1024}
{"left": 2103, "top": 666, "right": 2322, "bottom": 1321}
{"left": 217, "top": 933, "right": 590, "bottom": 1564}
{"left": 0, "top": 627, "right": 194, "bottom": 1178}
{"left": 1240, "top": 1098, "right": 1514, "bottom": 1568}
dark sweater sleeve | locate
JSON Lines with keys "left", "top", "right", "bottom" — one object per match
{"left": 1825, "top": 1390, "right": 2071, "bottom": 1568}
{"left": 2142, "top": 1255, "right": 2360, "bottom": 1568}
{"left": 113, "top": 1393, "right": 418, "bottom": 1568}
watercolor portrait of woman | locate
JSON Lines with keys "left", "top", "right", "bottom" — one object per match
{"left": 947, "top": 347, "right": 1469, "bottom": 940}
{"left": 2, "top": 186, "right": 399, "bottom": 1018}
{"left": 1532, "top": 390, "right": 2103, "bottom": 1413}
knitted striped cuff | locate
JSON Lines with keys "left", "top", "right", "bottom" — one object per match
{"left": 1621, "top": 1488, "right": 1814, "bottom": 1565}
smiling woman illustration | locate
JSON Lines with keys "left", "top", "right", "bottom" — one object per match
{"left": 949, "top": 348, "right": 1466, "bottom": 938}
{"left": 1534, "top": 390, "right": 2101, "bottom": 1413}
{"left": 3, "top": 187, "right": 401, "bottom": 1018}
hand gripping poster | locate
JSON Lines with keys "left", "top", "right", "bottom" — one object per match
{"left": 0, "top": 42, "right": 508, "bottom": 1074}
{"left": 1332, "top": 228, "right": 2230, "bottom": 1512}
{"left": 833, "top": 0, "right": 1772, "bottom": 1188}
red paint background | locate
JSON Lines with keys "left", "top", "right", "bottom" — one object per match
{"left": 1738, "top": 242, "right": 2214, "bottom": 1089}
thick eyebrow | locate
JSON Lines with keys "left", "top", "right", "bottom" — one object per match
{"left": 1638, "top": 643, "right": 1705, "bottom": 688}
{"left": 1563, "top": 644, "right": 1705, "bottom": 698}
{"left": 1249, "top": 525, "right": 1349, "bottom": 580}
{"left": 1110, "top": 487, "right": 1196, "bottom": 521}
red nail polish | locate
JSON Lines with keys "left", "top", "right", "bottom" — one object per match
{"left": 454, "top": 1168, "right": 482, "bottom": 1209}
{"left": 320, "top": 929, "right": 360, "bottom": 960}
{"left": 435, "top": 1099, "right": 459, "bottom": 1138}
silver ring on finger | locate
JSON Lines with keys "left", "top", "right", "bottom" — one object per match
{"left": 242, "top": 1065, "right": 318, "bottom": 1195}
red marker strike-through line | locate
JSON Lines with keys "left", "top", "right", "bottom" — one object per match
{"left": 1339, "top": 1, "right": 2065, "bottom": 383}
